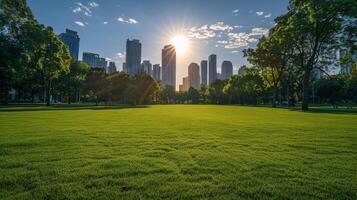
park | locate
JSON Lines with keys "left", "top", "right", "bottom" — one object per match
{"left": 1, "top": 105, "right": 356, "bottom": 199}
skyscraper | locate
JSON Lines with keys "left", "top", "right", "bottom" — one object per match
{"left": 238, "top": 65, "right": 247, "bottom": 75}
{"left": 98, "top": 57, "right": 107, "bottom": 69}
{"left": 152, "top": 64, "right": 161, "bottom": 80}
{"left": 221, "top": 61, "right": 233, "bottom": 79}
{"left": 162, "top": 44, "right": 176, "bottom": 87}
{"left": 58, "top": 29, "right": 80, "bottom": 60}
{"left": 200, "top": 60, "right": 208, "bottom": 86}
{"left": 142, "top": 60, "right": 152, "bottom": 74}
{"left": 126, "top": 39, "right": 142, "bottom": 75}
{"left": 183, "top": 76, "right": 189, "bottom": 91}
{"left": 209, "top": 54, "right": 217, "bottom": 84}
{"left": 188, "top": 63, "right": 200, "bottom": 90}
{"left": 82, "top": 52, "right": 99, "bottom": 68}
{"left": 122, "top": 62, "right": 127, "bottom": 73}
{"left": 108, "top": 61, "right": 117, "bottom": 74}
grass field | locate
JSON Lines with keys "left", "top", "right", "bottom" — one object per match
{"left": 0, "top": 105, "right": 356, "bottom": 199}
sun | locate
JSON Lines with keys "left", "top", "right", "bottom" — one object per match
{"left": 170, "top": 35, "right": 189, "bottom": 55}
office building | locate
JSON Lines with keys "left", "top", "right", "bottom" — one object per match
{"left": 142, "top": 60, "right": 152, "bottom": 74}
{"left": 152, "top": 64, "right": 161, "bottom": 80}
{"left": 238, "top": 65, "right": 247, "bottom": 75}
{"left": 126, "top": 39, "right": 142, "bottom": 75}
{"left": 122, "top": 62, "right": 127, "bottom": 73}
{"left": 107, "top": 61, "right": 117, "bottom": 74}
{"left": 188, "top": 63, "right": 200, "bottom": 90}
{"left": 162, "top": 44, "right": 176, "bottom": 87}
{"left": 98, "top": 57, "right": 107, "bottom": 69}
{"left": 82, "top": 52, "right": 99, "bottom": 68}
{"left": 221, "top": 61, "right": 233, "bottom": 79}
{"left": 209, "top": 54, "right": 217, "bottom": 83}
{"left": 200, "top": 60, "right": 208, "bottom": 86}
{"left": 58, "top": 29, "right": 80, "bottom": 60}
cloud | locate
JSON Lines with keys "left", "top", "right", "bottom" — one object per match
{"left": 234, "top": 25, "right": 243, "bottom": 29}
{"left": 256, "top": 11, "right": 264, "bottom": 16}
{"left": 232, "top": 9, "right": 239, "bottom": 13}
{"left": 187, "top": 25, "right": 216, "bottom": 39}
{"left": 74, "top": 21, "right": 86, "bottom": 27}
{"left": 217, "top": 40, "right": 228, "bottom": 44}
{"left": 72, "top": 7, "right": 81, "bottom": 13}
{"left": 88, "top": 1, "right": 99, "bottom": 8}
{"left": 264, "top": 13, "right": 271, "bottom": 18}
{"left": 209, "top": 22, "right": 233, "bottom": 31}
{"left": 72, "top": 2, "right": 98, "bottom": 17}
{"left": 103, "top": 21, "right": 108, "bottom": 25}
{"left": 250, "top": 27, "right": 269, "bottom": 36}
{"left": 116, "top": 52, "right": 124, "bottom": 58}
{"left": 117, "top": 17, "right": 138, "bottom": 24}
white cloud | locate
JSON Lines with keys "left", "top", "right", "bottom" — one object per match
{"left": 116, "top": 52, "right": 124, "bottom": 58}
{"left": 74, "top": 21, "right": 86, "bottom": 27}
{"left": 72, "top": 2, "right": 98, "bottom": 17}
{"left": 256, "top": 11, "right": 264, "bottom": 16}
{"left": 117, "top": 17, "right": 138, "bottom": 24}
{"left": 264, "top": 13, "right": 271, "bottom": 18}
{"left": 209, "top": 22, "right": 233, "bottom": 31}
{"left": 234, "top": 25, "right": 243, "bottom": 29}
{"left": 250, "top": 27, "right": 269, "bottom": 36}
{"left": 103, "top": 21, "right": 108, "bottom": 25}
{"left": 72, "top": 7, "right": 81, "bottom": 13}
{"left": 232, "top": 9, "right": 239, "bottom": 13}
{"left": 88, "top": 1, "right": 99, "bottom": 8}
{"left": 217, "top": 40, "right": 228, "bottom": 44}
{"left": 187, "top": 25, "right": 216, "bottom": 39}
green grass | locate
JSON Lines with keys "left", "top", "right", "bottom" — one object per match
{"left": 0, "top": 105, "right": 356, "bottom": 199}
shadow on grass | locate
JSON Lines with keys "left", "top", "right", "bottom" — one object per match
{"left": 287, "top": 107, "right": 357, "bottom": 115}
{"left": 0, "top": 104, "right": 149, "bottom": 112}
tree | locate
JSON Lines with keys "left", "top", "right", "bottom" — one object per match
{"left": 107, "top": 72, "right": 130, "bottom": 103}
{"left": 199, "top": 84, "right": 209, "bottom": 103}
{"left": 83, "top": 68, "right": 109, "bottom": 105}
{"left": 126, "top": 73, "right": 158, "bottom": 105}
{"left": 276, "top": 0, "right": 357, "bottom": 110}
{"left": 208, "top": 79, "right": 226, "bottom": 104}
{"left": 187, "top": 87, "right": 200, "bottom": 104}
{"left": 56, "top": 60, "right": 89, "bottom": 104}
{"left": 244, "top": 32, "right": 291, "bottom": 107}
{"left": 315, "top": 75, "right": 346, "bottom": 108}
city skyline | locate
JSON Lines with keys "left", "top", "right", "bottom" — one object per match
{"left": 27, "top": 0, "right": 290, "bottom": 88}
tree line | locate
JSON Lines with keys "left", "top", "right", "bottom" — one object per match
{"left": 1, "top": 0, "right": 357, "bottom": 110}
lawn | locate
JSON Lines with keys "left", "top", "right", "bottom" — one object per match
{"left": 0, "top": 105, "right": 356, "bottom": 199}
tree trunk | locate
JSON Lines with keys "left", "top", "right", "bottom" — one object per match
{"left": 272, "top": 86, "right": 277, "bottom": 108}
{"left": 46, "top": 80, "right": 51, "bottom": 106}
{"left": 302, "top": 68, "right": 311, "bottom": 111}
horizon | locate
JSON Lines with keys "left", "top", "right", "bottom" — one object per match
{"left": 27, "top": 0, "right": 290, "bottom": 88}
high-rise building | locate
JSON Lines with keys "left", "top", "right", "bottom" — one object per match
{"left": 122, "top": 62, "right": 127, "bottom": 73}
{"left": 221, "top": 61, "right": 233, "bottom": 79}
{"left": 82, "top": 52, "right": 99, "bottom": 68}
{"left": 209, "top": 54, "right": 217, "bottom": 84}
{"left": 108, "top": 61, "right": 117, "bottom": 74}
{"left": 126, "top": 39, "right": 142, "bottom": 75}
{"left": 98, "top": 57, "right": 107, "bottom": 69}
{"left": 183, "top": 76, "right": 189, "bottom": 91}
{"left": 58, "top": 29, "right": 80, "bottom": 60}
{"left": 188, "top": 63, "right": 200, "bottom": 90}
{"left": 200, "top": 60, "right": 208, "bottom": 86}
{"left": 238, "top": 65, "right": 247, "bottom": 75}
{"left": 142, "top": 60, "right": 152, "bottom": 74}
{"left": 152, "top": 64, "right": 161, "bottom": 80}
{"left": 162, "top": 44, "right": 176, "bottom": 87}
{"left": 339, "top": 49, "right": 356, "bottom": 74}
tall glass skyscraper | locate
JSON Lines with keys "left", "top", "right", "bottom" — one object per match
{"left": 152, "top": 64, "right": 161, "bottom": 80}
{"left": 82, "top": 52, "right": 99, "bottom": 68}
{"left": 209, "top": 54, "right": 217, "bottom": 84}
{"left": 58, "top": 29, "right": 80, "bottom": 60}
{"left": 200, "top": 60, "right": 208, "bottom": 86}
{"left": 221, "top": 61, "right": 233, "bottom": 79}
{"left": 162, "top": 45, "right": 176, "bottom": 87}
{"left": 126, "top": 39, "right": 142, "bottom": 76}
{"left": 188, "top": 63, "right": 200, "bottom": 90}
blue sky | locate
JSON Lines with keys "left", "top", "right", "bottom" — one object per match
{"left": 28, "top": 0, "right": 289, "bottom": 87}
